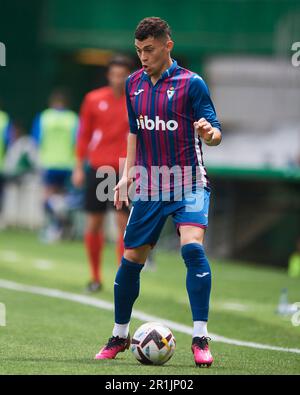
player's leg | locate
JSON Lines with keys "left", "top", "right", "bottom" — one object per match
{"left": 115, "top": 208, "right": 129, "bottom": 265}
{"left": 95, "top": 200, "right": 166, "bottom": 360}
{"left": 180, "top": 225, "right": 213, "bottom": 367}
{"left": 84, "top": 213, "right": 105, "bottom": 291}
{"left": 114, "top": 243, "right": 151, "bottom": 337}
{"left": 95, "top": 243, "right": 151, "bottom": 360}
{"left": 114, "top": 199, "right": 165, "bottom": 337}
{"left": 180, "top": 225, "right": 210, "bottom": 333}
{"left": 84, "top": 167, "right": 107, "bottom": 292}
{"left": 173, "top": 187, "right": 213, "bottom": 366}
{"left": 41, "top": 170, "right": 66, "bottom": 242}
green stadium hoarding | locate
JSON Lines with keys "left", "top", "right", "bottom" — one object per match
{"left": 42, "top": 0, "right": 300, "bottom": 55}
{"left": 207, "top": 166, "right": 300, "bottom": 182}
{"left": 1, "top": 0, "right": 299, "bottom": 142}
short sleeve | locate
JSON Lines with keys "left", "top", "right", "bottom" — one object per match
{"left": 31, "top": 114, "right": 42, "bottom": 145}
{"left": 189, "top": 75, "right": 221, "bottom": 131}
{"left": 125, "top": 77, "right": 138, "bottom": 134}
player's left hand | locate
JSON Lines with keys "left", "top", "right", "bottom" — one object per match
{"left": 194, "top": 118, "right": 214, "bottom": 143}
{"left": 113, "top": 176, "right": 133, "bottom": 210}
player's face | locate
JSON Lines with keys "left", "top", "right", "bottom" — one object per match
{"left": 107, "top": 65, "right": 130, "bottom": 92}
{"left": 135, "top": 36, "right": 173, "bottom": 77}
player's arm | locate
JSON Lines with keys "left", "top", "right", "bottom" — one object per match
{"left": 121, "top": 133, "right": 137, "bottom": 180}
{"left": 114, "top": 133, "right": 136, "bottom": 210}
{"left": 72, "top": 95, "right": 93, "bottom": 188}
{"left": 114, "top": 77, "right": 138, "bottom": 210}
{"left": 189, "top": 75, "right": 222, "bottom": 147}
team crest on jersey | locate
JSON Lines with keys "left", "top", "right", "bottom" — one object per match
{"left": 167, "top": 87, "right": 175, "bottom": 100}
{"left": 98, "top": 100, "right": 109, "bottom": 111}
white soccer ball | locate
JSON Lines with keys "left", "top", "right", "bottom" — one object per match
{"left": 131, "top": 322, "right": 176, "bottom": 365}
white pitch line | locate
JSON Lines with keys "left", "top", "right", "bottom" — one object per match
{"left": 0, "top": 278, "right": 300, "bottom": 355}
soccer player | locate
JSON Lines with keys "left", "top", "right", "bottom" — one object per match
{"left": 72, "top": 56, "right": 132, "bottom": 292}
{"left": 32, "top": 89, "right": 78, "bottom": 242}
{"left": 0, "top": 106, "right": 14, "bottom": 215}
{"left": 95, "top": 17, "right": 222, "bottom": 367}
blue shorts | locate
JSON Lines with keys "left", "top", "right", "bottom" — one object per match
{"left": 43, "top": 169, "right": 72, "bottom": 188}
{"left": 124, "top": 188, "right": 210, "bottom": 249}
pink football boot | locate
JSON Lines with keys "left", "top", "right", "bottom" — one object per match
{"left": 95, "top": 335, "right": 130, "bottom": 360}
{"left": 191, "top": 336, "right": 213, "bottom": 367}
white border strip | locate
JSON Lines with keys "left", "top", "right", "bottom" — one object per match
{"left": 1, "top": 279, "right": 300, "bottom": 355}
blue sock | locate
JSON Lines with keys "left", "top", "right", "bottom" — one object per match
{"left": 181, "top": 243, "right": 211, "bottom": 322}
{"left": 114, "top": 257, "right": 144, "bottom": 324}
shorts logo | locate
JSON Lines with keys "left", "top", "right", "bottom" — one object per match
{"left": 136, "top": 115, "right": 178, "bottom": 132}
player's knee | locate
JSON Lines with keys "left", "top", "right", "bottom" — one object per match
{"left": 86, "top": 214, "right": 104, "bottom": 233}
{"left": 179, "top": 226, "right": 205, "bottom": 246}
{"left": 181, "top": 243, "right": 209, "bottom": 269}
{"left": 181, "top": 236, "right": 203, "bottom": 246}
{"left": 124, "top": 247, "right": 148, "bottom": 264}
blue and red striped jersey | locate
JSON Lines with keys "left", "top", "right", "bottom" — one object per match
{"left": 125, "top": 60, "right": 221, "bottom": 195}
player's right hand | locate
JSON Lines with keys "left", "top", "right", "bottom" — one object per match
{"left": 72, "top": 167, "right": 85, "bottom": 188}
{"left": 114, "top": 177, "right": 133, "bottom": 210}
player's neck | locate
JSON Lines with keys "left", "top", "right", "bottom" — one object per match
{"left": 111, "top": 87, "right": 125, "bottom": 98}
{"left": 151, "top": 57, "right": 173, "bottom": 85}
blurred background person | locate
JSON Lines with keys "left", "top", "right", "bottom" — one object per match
{"left": 1, "top": 120, "right": 41, "bottom": 230}
{"left": 72, "top": 56, "right": 132, "bottom": 293}
{"left": 0, "top": 103, "right": 14, "bottom": 225}
{"left": 3, "top": 120, "right": 38, "bottom": 179}
{"left": 31, "top": 89, "right": 78, "bottom": 242}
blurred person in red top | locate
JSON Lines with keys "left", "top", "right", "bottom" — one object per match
{"left": 72, "top": 56, "right": 132, "bottom": 292}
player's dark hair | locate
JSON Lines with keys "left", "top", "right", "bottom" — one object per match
{"left": 108, "top": 55, "right": 133, "bottom": 71}
{"left": 49, "top": 87, "right": 70, "bottom": 108}
{"left": 12, "top": 119, "right": 27, "bottom": 137}
{"left": 135, "top": 17, "right": 172, "bottom": 41}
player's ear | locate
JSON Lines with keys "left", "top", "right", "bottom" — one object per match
{"left": 166, "top": 39, "right": 174, "bottom": 53}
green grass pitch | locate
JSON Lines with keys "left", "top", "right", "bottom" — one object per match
{"left": 0, "top": 230, "right": 299, "bottom": 375}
